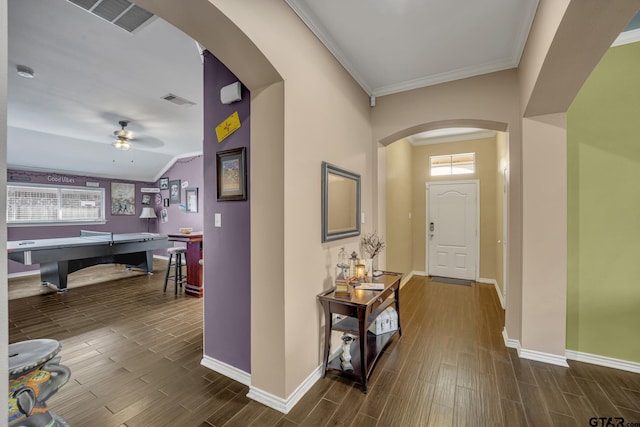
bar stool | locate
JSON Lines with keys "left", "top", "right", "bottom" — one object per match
{"left": 164, "top": 247, "right": 187, "bottom": 294}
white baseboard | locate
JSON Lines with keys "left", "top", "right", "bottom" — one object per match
{"left": 520, "top": 348, "right": 569, "bottom": 367}
{"left": 502, "top": 327, "right": 568, "bottom": 367}
{"left": 476, "top": 278, "right": 504, "bottom": 309}
{"left": 247, "top": 348, "right": 341, "bottom": 414}
{"left": 502, "top": 327, "right": 521, "bottom": 353}
{"left": 565, "top": 350, "right": 640, "bottom": 374}
{"left": 154, "top": 254, "right": 169, "bottom": 261}
{"left": 8, "top": 270, "right": 40, "bottom": 279}
{"left": 248, "top": 364, "right": 322, "bottom": 414}
{"left": 201, "top": 355, "right": 251, "bottom": 386}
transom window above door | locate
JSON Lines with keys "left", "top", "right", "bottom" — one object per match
{"left": 429, "top": 153, "right": 475, "bottom": 176}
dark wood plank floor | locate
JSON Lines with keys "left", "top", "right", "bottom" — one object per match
{"left": 8, "top": 267, "right": 640, "bottom": 426}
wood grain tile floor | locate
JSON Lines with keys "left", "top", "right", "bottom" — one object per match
{"left": 8, "top": 266, "right": 640, "bottom": 426}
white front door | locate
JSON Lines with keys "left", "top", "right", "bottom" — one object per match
{"left": 427, "top": 181, "right": 478, "bottom": 280}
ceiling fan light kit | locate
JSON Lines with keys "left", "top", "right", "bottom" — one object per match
{"left": 113, "top": 120, "right": 133, "bottom": 150}
{"left": 113, "top": 137, "right": 131, "bottom": 150}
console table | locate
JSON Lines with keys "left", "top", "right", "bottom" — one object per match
{"left": 167, "top": 232, "right": 203, "bottom": 297}
{"left": 317, "top": 272, "right": 402, "bottom": 393}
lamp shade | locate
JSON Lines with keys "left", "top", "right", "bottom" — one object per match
{"left": 139, "top": 207, "right": 157, "bottom": 219}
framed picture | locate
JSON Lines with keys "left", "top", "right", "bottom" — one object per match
{"left": 163, "top": 198, "right": 170, "bottom": 207}
{"left": 216, "top": 147, "right": 247, "bottom": 201}
{"left": 141, "top": 194, "right": 151, "bottom": 205}
{"left": 111, "top": 182, "right": 135, "bottom": 215}
{"left": 185, "top": 188, "right": 198, "bottom": 213}
{"left": 169, "top": 180, "right": 181, "bottom": 204}
{"left": 159, "top": 177, "right": 169, "bottom": 190}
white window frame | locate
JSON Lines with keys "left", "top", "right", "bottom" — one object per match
{"left": 429, "top": 152, "right": 476, "bottom": 176}
{"left": 7, "top": 183, "right": 107, "bottom": 227}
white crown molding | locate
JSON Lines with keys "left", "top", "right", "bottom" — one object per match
{"left": 201, "top": 355, "right": 251, "bottom": 387}
{"left": 612, "top": 28, "right": 640, "bottom": 47}
{"left": 409, "top": 130, "right": 497, "bottom": 146}
{"left": 372, "top": 59, "right": 517, "bottom": 97}
{"left": 284, "top": 0, "right": 373, "bottom": 95}
{"left": 510, "top": 0, "right": 540, "bottom": 66}
{"left": 566, "top": 350, "right": 640, "bottom": 374}
{"left": 476, "top": 278, "right": 504, "bottom": 309}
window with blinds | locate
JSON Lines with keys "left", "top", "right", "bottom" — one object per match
{"left": 7, "top": 184, "right": 105, "bottom": 225}
{"left": 430, "top": 153, "right": 475, "bottom": 176}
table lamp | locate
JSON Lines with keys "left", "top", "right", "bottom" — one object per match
{"left": 139, "top": 207, "right": 157, "bottom": 233}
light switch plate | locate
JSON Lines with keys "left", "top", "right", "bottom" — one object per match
{"left": 214, "top": 213, "right": 221, "bottom": 227}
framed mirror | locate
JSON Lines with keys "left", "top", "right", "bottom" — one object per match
{"left": 322, "top": 162, "right": 361, "bottom": 242}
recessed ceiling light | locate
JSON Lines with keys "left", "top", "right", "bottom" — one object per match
{"left": 16, "top": 65, "right": 35, "bottom": 79}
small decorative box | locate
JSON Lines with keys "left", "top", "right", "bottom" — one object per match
{"left": 368, "top": 307, "right": 398, "bottom": 335}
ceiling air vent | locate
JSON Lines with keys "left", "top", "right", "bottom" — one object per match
{"left": 161, "top": 94, "right": 197, "bottom": 108}
{"left": 67, "top": 0, "right": 155, "bottom": 33}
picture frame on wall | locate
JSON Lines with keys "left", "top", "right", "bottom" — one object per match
{"left": 111, "top": 182, "right": 135, "bottom": 215}
{"left": 141, "top": 194, "right": 151, "bottom": 206}
{"left": 169, "top": 180, "right": 181, "bottom": 204}
{"left": 159, "top": 177, "right": 169, "bottom": 190}
{"left": 185, "top": 188, "right": 198, "bottom": 213}
{"left": 216, "top": 147, "right": 247, "bottom": 201}
{"left": 163, "top": 198, "right": 170, "bottom": 207}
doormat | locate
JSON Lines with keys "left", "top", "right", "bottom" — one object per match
{"left": 430, "top": 276, "right": 473, "bottom": 287}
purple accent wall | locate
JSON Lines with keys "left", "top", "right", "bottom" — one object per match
{"left": 155, "top": 155, "right": 204, "bottom": 238}
{"left": 203, "top": 51, "right": 251, "bottom": 373}
{"left": 7, "top": 170, "right": 155, "bottom": 274}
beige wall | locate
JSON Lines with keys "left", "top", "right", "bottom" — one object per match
{"left": 216, "top": 1, "right": 374, "bottom": 397}
{"left": 521, "top": 115, "right": 567, "bottom": 355}
{"left": 371, "top": 70, "right": 524, "bottom": 342}
{"left": 385, "top": 139, "right": 413, "bottom": 276}
{"left": 412, "top": 138, "right": 498, "bottom": 279}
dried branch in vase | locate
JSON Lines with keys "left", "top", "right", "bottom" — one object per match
{"left": 360, "top": 232, "right": 385, "bottom": 259}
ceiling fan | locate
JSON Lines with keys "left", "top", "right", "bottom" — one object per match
{"left": 113, "top": 120, "right": 133, "bottom": 151}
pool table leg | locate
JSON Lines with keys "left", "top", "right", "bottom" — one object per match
{"left": 39, "top": 261, "right": 68, "bottom": 292}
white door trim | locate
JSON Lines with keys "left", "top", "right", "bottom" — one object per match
{"left": 502, "top": 167, "right": 508, "bottom": 306}
{"left": 425, "top": 180, "right": 480, "bottom": 280}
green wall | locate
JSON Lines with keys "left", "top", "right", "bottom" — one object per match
{"left": 567, "top": 42, "right": 640, "bottom": 362}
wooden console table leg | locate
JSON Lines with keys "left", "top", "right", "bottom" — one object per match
{"left": 322, "top": 304, "right": 332, "bottom": 377}
{"left": 395, "top": 287, "right": 402, "bottom": 336}
{"left": 358, "top": 307, "right": 368, "bottom": 393}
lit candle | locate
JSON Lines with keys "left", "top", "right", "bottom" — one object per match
{"left": 355, "top": 263, "right": 366, "bottom": 281}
